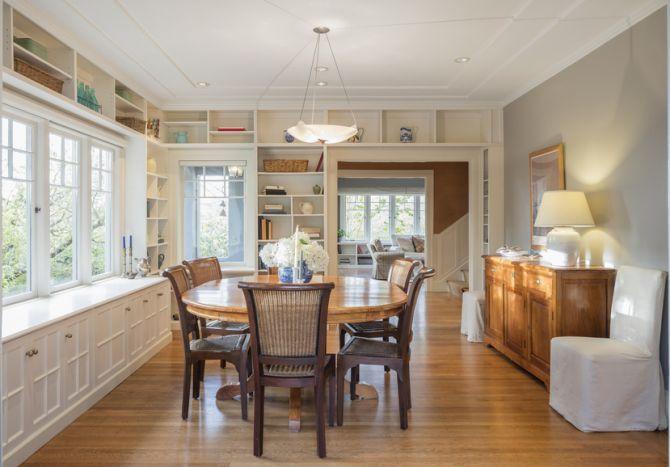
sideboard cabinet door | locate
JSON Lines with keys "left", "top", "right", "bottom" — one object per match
{"left": 63, "top": 313, "right": 92, "bottom": 405}
{"left": 504, "top": 286, "right": 526, "bottom": 358}
{"left": 2, "top": 336, "right": 30, "bottom": 455}
{"left": 527, "top": 292, "right": 552, "bottom": 374}
{"left": 486, "top": 276, "right": 504, "bottom": 341}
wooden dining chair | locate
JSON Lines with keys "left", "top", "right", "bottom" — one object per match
{"left": 337, "top": 266, "right": 435, "bottom": 429}
{"left": 340, "top": 258, "right": 420, "bottom": 382}
{"left": 183, "top": 257, "right": 249, "bottom": 371}
{"left": 239, "top": 281, "right": 336, "bottom": 458}
{"left": 163, "top": 265, "right": 251, "bottom": 420}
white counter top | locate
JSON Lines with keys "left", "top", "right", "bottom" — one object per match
{"left": 3, "top": 276, "right": 167, "bottom": 342}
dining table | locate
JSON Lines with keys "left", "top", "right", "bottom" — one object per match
{"left": 181, "top": 273, "right": 407, "bottom": 432}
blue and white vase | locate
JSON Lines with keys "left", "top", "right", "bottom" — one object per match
{"left": 400, "top": 126, "right": 413, "bottom": 143}
{"left": 278, "top": 262, "right": 313, "bottom": 283}
{"left": 278, "top": 266, "right": 294, "bottom": 283}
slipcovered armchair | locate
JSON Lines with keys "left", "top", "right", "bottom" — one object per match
{"left": 368, "top": 241, "right": 404, "bottom": 280}
{"left": 550, "top": 265, "right": 668, "bottom": 431}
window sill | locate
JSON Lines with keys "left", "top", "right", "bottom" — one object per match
{"left": 3, "top": 276, "right": 167, "bottom": 342}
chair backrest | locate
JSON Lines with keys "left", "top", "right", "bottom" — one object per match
{"left": 610, "top": 265, "right": 667, "bottom": 356}
{"left": 162, "top": 265, "right": 199, "bottom": 354}
{"left": 239, "top": 281, "right": 334, "bottom": 378}
{"left": 183, "top": 257, "right": 222, "bottom": 287}
{"left": 388, "top": 258, "right": 420, "bottom": 293}
{"left": 398, "top": 267, "right": 436, "bottom": 353}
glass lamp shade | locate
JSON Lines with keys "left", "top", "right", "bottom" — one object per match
{"left": 286, "top": 120, "right": 357, "bottom": 144}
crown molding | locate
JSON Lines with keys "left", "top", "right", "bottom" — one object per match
{"left": 502, "top": 0, "right": 668, "bottom": 106}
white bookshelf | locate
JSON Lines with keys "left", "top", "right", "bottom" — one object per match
{"left": 337, "top": 241, "right": 373, "bottom": 269}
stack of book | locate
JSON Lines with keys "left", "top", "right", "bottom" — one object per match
{"left": 300, "top": 227, "right": 321, "bottom": 239}
{"left": 217, "top": 126, "right": 246, "bottom": 131}
{"left": 264, "top": 185, "right": 287, "bottom": 195}
{"left": 263, "top": 204, "right": 285, "bottom": 214}
{"left": 258, "top": 217, "right": 273, "bottom": 240}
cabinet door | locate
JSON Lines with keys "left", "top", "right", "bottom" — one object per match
{"left": 2, "top": 337, "right": 30, "bottom": 454}
{"left": 504, "top": 287, "right": 526, "bottom": 357}
{"left": 142, "top": 290, "right": 159, "bottom": 348}
{"left": 157, "top": 284, "right": 172, "bottom": 338}
{"left": 485, "top": 276, "right": 504, "bottom": 340}
{"left": 63, "top": 314, "right": 91, "bottom": 404}
{"left": 528, "top": 292, "right": 552, "bottom": 373}
{"left": 126, "top": 296, "right": 145, "bottom": 362}
{"left": 27, "top": 327, "right": 63, "bottom": 428}
{"left": 94, "top": 301, "right": 127, "bottom": 386}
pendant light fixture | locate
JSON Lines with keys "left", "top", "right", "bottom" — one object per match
{"left": 258, "top": 26, "right": 357, "bottom": 145}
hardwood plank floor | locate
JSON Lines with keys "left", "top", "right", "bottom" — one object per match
{"left": 25, "top": 292, "right": 667, "bottom": 466}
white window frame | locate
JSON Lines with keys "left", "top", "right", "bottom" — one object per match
{"left": 339, "top": 193, "right": 426, "bottom": 243}
{"left": 1, "top": 103, "right": 121, "bottom": 305}
{"left": 181, "top": 161, "right": 247, "bottom": 265}
{"left": 1, "top": 113, "right": 38, "bottom": 305}
{"left": 89, "top": 140, "right": 117, "bottom": 282}
{"left": 48, "top": 127, "right": 83, "bottom": 293}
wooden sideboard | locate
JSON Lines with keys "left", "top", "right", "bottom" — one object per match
{"left": 483, "top": 255, "right": 616, "bottom": 387}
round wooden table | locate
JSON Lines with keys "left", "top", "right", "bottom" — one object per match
{"left": 182, "top": 274, "right": 407, "bottom": 432}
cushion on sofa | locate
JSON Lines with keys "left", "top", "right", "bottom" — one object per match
{"left": 412, "top": 236, "right": 425, "bottom": 253}
{"left": 395, "top": 235, "right": 415, "bottom": 252}
{"left": 373, "top": 239, "right": 385, "bottom": 252}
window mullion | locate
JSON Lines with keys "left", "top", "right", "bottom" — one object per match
{"left": 390, "top": 195, "right": 396, "bottom": 238}
{"left": 35, "top": 119, "right": 50, "bottom": 297}
{"left": 80, "top": 138, "right": 92, "bottom": 284}
{"left": 364, "top": 195, "right": 371, "bottom": 242}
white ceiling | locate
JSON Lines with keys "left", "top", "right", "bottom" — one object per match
{"left": 11, "top": 0, "right": 667, "bottom": 108}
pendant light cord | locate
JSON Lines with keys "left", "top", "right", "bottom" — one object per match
{"left": 325, "top": 32, "right": 357, "bottom": 127}
{"left": 255, "top": 38, "right": 313, "bottom": 109}
{"left": 299, "top": 36, "right": 319, "bottom": 122}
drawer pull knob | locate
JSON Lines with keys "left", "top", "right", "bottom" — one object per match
{"left": 157, "top": 293, "right": 164, "bottom": 297}
{"left": 535, "top": 279, "right": 542, "bottom": 285}
{"left": 491, "top": 268, "right": 496, "bottom": 273}
{"left": 34, "top": 349, "right": 39, "bottom": 355}
{"left": 125, "top": 307, "right": 132, "bottom": 312}
{"left": 25, "top": 349, "right": 34, "bottom": 357}
{"left": 65, "top": 333, "right": 73, "bottom": 339}
{"left": 143, "top": 299, "right": 149, "bottom": 303}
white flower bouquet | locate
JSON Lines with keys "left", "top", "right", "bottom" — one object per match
{"left": 259, "top": 228, "right": 329, "bottom": 273}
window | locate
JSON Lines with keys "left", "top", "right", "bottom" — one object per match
{"left": 1, "top": 117, "right": 35, "bottom": 303}
{"left": 1, "top": 110, "right": 119, "bottom": 305}
{"left": 90, "top": 145, "right": 114, "bottom": 278}
{"left": 340, "top": 194, "right": 425, "bottom": 243}
{"left": 183, "top": 164, "right": 245, "bottom": 263}
{"left": 49, "top": 132, "right": 80, "bottom": 289}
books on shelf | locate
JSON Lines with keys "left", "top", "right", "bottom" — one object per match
{"left": 217, "top": 126, "right": 246, "bottom": 131}
{"left": 300, "top": 226, "right": 321, "bottom": 239}
{"left": 263, "top": 185, "right": 287, "bottom": 195}
{"left": 263, "top": 204, "right": 285, "bottom": 214}
{"left": 258, "top": 216, "right": 274, "bottom": 240}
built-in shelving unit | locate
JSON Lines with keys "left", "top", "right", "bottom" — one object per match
{"left": 337, "top": 241, "right": 373, "bottom": 269}
{"left": 146, "top": 139, "right": 170, "bottom": 274}
{"left": 482, "top": 148, "right": 489, "bottom": 255}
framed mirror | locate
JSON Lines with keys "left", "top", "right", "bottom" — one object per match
{"left": 529, "top": 144, "right": 565, "bottom": 250}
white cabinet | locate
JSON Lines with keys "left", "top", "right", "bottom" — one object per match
{"left": 157, "top": 284, "right": 171, "bottom": 338}
{"left": 126, "top": 295, "right": 145, "bottom": 363}
{"left": 2, "top": 335, "right": 30, "bottom": 455}
{"left": 3, "top": 280, "right": 171, "bottom": 467}
{"left": 26, "top": 326, "right": 63, "bottom": 428}
{"left": 94, "top": 301, "right": 127, "bottom": 386}
{"left": 63, "top": 313, "right": 92, "bottom": 405}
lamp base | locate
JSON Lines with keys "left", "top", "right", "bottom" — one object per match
{"left": 542, "top": 227, "right": 581, "bottom": 267}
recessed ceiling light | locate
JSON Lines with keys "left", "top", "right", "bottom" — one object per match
{"left": 315, "top": 65, "right": 328, "bottom": 72}
{"left": 196, "top": 81, "right": 210, "bottom": 87}
{"left": 315, "top": 81, "right": 328, "bottom": 87}
{"left": 454, "top": 57, "right": 470, "bottom": 64}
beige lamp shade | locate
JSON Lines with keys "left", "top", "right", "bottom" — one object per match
{"left": 535, "top": 190, "right": 595, "bottom": 227}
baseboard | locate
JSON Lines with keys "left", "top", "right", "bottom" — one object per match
{"left": 3, "top": 332, "right": 173, "bottom": 467}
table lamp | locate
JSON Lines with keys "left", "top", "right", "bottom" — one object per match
{"left": 534, "top": 190, "right": 594, "bottom": 267}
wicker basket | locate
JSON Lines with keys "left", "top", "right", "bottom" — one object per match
{"left": 116, "top": 116, "right": 147, "bottom": 133}
{"left": 263, "top": 159, "right": 309, "bottom": 172}
{"left": 14, "top": 58, "right": 64, "bottom": 93}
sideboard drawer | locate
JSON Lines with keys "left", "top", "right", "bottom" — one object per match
{"left": 526, "top": 271, "right": 553, "bottom": 298}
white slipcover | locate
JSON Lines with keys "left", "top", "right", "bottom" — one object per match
{"left": 461, "top": 290, "right": 485, "bottom": 343}
{"left": 550, "top": 265, "right": 667, "bottom": 431}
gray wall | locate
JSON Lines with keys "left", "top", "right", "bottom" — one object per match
{"left": 504, "top": 9, "right": 668, "bottom": 379}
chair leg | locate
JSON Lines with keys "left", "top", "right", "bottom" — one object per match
{"left": 182, "top": 359, "right": 192, "bottom": 420}
{"left": 253, "top": 385, "right": 265, "bottom": 457}
{"left": 337, "top": 358, "right": 346, "bottom": 426}
{"left": 339, "top": 327, "right": 346, "bottom": 349}
{"left": 397, "top": 367, "right": 408, "bottom": 430}
{"left": 406, "top": 363, "right": 412, "bottom": 410}
{"left": 328, "top": 369, "right": 336, "bottom": 427}
{"left": 350, "top": 365, "right": 359, "bottom": 400}
{"left": 239, "top": 356, "right": 248, "bottom": 421}
{"left": 220, "top": 359, "right": 226, "bottom": 369}
{"left": 383, "top": 320, "right": 390, "bottom": 372}
{"left": 315, "top": 377, "right": 327, "bottom": 458}
{"left": 192, "top": 361, "right": 201, "bottom": 399}
{"left": 199, "top": 360, "right": 205, "bottom": 382}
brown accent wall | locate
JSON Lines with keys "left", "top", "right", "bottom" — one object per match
{"left": 337, "top": 162, "right": 468, "bottom": 234}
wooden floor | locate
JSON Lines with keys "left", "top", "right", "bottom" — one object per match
{"left": 26, "top": 292, "right": 667, "bottom": 466}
